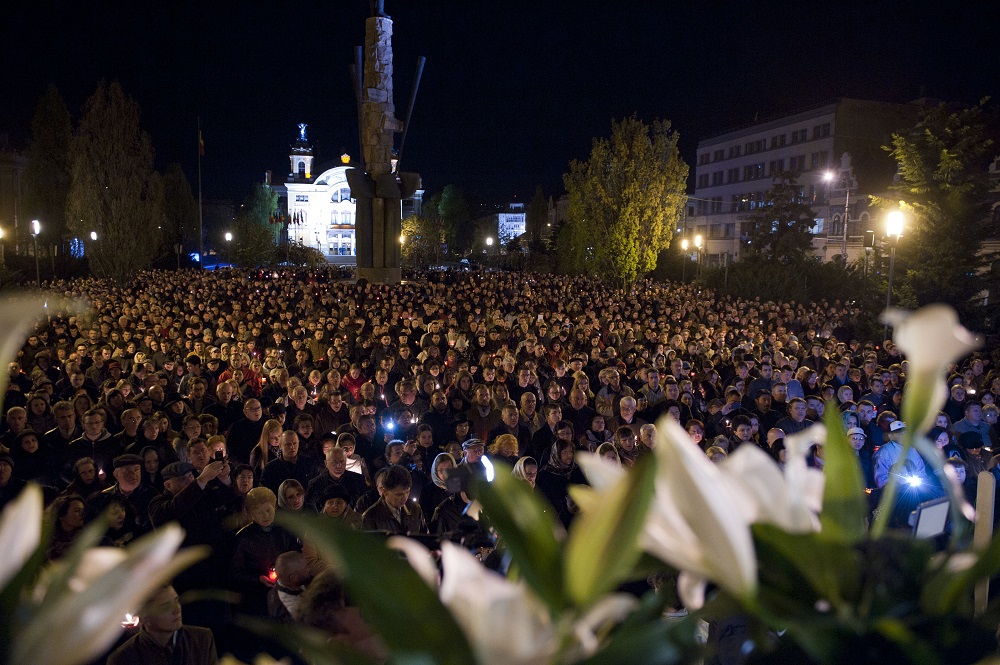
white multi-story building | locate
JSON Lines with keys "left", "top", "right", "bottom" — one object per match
{"left": 497, "top": 203, "right": 526, "bottom": 243}
{"left": 687, "top": 98, "right": 920, "bottom": 266}
{"left": 279, "top": 124, "right": 422, "bottom": 260}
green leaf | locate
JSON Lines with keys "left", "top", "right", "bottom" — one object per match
{"left": 819, "top": 403, "right": 867, "bottom": 543}
{"left": 472, "top": 466, "right": 566, "bottom": 611}
{"left": 237, "top": 615, "right": 376, "bottom": 665}
{"left": 278, "top": 512, "right": 475, "bottom": 665}
{"left": 564, "top": 454, "right": 656, "bottom": 607}
{"left": 922, "top": 527, "right": 1000, "bottom": 615}
{"left": 753, "top": 524, "right": 860, "bottom": 612}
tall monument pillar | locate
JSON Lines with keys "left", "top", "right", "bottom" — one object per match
{"left": 354, "top": 4, "right": 403, "bottom": 284}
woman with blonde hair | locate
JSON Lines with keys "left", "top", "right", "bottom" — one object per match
{"left": 488, "top": 433, "right": 520, "bottom": 465}
{"left": 250, "top": 418, "right": 283, "bottom": 475}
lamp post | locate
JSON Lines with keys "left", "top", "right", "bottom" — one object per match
{"left": 825, "top": 170, "right": 851, "bottom": 262}
{"left": 694, "top": 234, "right": 703, "bottom": 281}
{"left": 680, "top": 238, "right": 689, "bottom": 283}
{"left": 31, "top": 219, "right": 41, "bottom": 286}
{"left": 486, "top": 236, "right": 494, "bottom": 270}
{"left": 399, "top": 234, "right": 405, "bottom": 271}
{"left": 0, "top": 226, "right": 5, "bottom": 267}
{"left": 883, "top": 211, "right": 904, "bottom": 341}
{"left": 224, "top": 232, "right": 233, "bottom": 268}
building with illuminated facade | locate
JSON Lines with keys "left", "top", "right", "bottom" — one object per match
{"left": 279, "top": 125, "right": 422, "bottom": 260}
{"left": 686, "top": 98, "right": 920, "bottom": 266}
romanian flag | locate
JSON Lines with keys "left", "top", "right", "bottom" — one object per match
{"left": 198, "top": 131, "right": 205, "bottom": 157}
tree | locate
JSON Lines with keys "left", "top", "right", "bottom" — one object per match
{"left": 438, "top": 185, "right": 471, "bottom": 255}
{"left": 243, "top": 182, "right": 279, "bottom": 231}
{"left": 561, "top": 116, "right": 688, "bottom": 286}
{"left": 525, "top": 185, "right": 547, "bottom": 251}
{"left": 401, "top": 210, "right": 444, "bottom": 268}
{"left": 743, "top": 173, "right": 818, "bottom": 263}
{"left": 23, "top": 85, "right": 73, "bottom": 249}
{"left": 873, "top": 100, "right": 996, "bottom": 319}
{"left": 161, "top": 163, "right": 199, "bottom": 256}
{"left": 67, "top": 81, "right": 163, "bottom": 282}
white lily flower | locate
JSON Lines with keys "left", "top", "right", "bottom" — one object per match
{"left": 643, "top": 417, "right": 757, "bottom": 609}
{"left": 13, "top": 524, "right": 207, "bottom": 665}
{"left": 882, "top": 305, "right": 981, "bottom": 434}
{"left": 0, "top": 484, "right": 43, "bottom": 592}
{"left": 720, "top": 441, "right": 824, "bottom": 534}
{"left": 439, "top": 542, "right": 558, "bottom": 665}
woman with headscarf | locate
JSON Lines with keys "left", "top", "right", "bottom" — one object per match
{"left": 536, "top": 439, "right": 587, "bottom": 528}
{"left": 420, "top": 452, "right": 456, "bottom": 518}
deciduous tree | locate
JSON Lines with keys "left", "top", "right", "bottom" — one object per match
{"left": 561, "top": 116, "right": 688, "bottom": 287}
{"left": 161, "top": 163, "right": 199, "bottom": 255}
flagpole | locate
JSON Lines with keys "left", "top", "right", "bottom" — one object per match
{"left": 197, "top": 117, "right": 204, "bottom": 269}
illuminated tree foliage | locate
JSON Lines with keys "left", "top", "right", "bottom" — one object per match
{"left": 561, "top": 116, "right": 688, "bottom": 286}
{"left": 67, "top": 81, "right": 162, "bottom": 282}
{"left": 401, "top": 210, "right": 444, "bottom": 268}
{"left": 873, "top": 100, "right": 996, "bottom": 317}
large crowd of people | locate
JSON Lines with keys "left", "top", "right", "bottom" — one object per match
{"left": 1, "top": 266, "right": 998, "bottom": 663}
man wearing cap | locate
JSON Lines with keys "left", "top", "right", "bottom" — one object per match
{"left": 873, "top": 421, "right": 927, "bottom": 489}
{"left": 846, "top": 427, "right": 876, "bottom": 489}
{"left": 99, "top": 453, "right": 158, "bottom": 535}
{"left": 150, "top": 457, "right": 236, "bottom": 593}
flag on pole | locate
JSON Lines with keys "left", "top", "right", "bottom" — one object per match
{"left": 198, "top": 131, "right": 205, "bottom": 157}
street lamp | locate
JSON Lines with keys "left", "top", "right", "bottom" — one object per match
{"left": 883, "top": 211, "right": 904, "bottom": 341}
{"left": 486, "top": 236, "right": 494, "bottom": 270}
{"left": 0, "top": 226, "right": 5, "bottom": 267}
{"left": 694, "top": 234, "right": 703, "bottom": 280}
{"left": 224, "top": 232, "right": 233, "bottom": 268}
{"left": 31, "top": 219, "right": 41, "bottom": 286}
{"left": 680, "top": 238, "right": 689, "bottom": 283}
{"left": 90, "top": 231, "right": 97, "bottom": 241}
{"left": 825, "top": 170, "right": 851, "bottom": 262}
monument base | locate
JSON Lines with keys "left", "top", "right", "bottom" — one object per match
{"left": 356, "top": 266, "right": 401, "bottom": 284}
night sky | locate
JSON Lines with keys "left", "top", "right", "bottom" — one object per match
{"left": 2, "top": 1, "right": 997, "bottom": 209}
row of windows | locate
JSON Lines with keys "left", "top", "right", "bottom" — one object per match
{"left": 697, "top": 123, "right": 832, "bottom": 165}
{"left": 696, "top": 151, "right": 829, "bottom": 190}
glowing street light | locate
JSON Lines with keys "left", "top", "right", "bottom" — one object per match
{"left": 883, "top": 210, "right": 905, "bottom": 340}
{"left": 694, "top": 234, "right": 703, "bottom": 280}
{"left": 680, "top": 238, "right": 689, "bottom": 283}
{"left": 31, "top": 219, "right": 41, "bottom": 286}
{"left": 90, "top": 231, "right": 98, "bottom": 241}
{"left": 224, "top": 232, "right": 233, "bottom": 268}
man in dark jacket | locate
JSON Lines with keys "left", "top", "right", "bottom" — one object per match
{"left": 305, "top": 446, "right": 367, "bottom": 511}
{"left": 107, "top": 584, "right": 218, "bottom": 665}
{"left": 361, "top": 465, "right": 426, "bottom": 535}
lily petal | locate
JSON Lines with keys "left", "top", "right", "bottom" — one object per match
{"left": 577, "top": 454, "right": 626, "bottom": 491}
{"left": 15, "top": 525, "right": 207, "bottom": 665}
{"left": 648, "top": 418, "right": 757, "bottom": 601}
{"left": 439, "top": 542, "right": 557, "bottom": 665}
{"left": 571, "top": 593, "right": 638, "bottom": 656}
{"left": 0, "top": 295, "right": 56, "bottom": 400}
{"left": 0, "top": 484, "right": 43, "bottom": 591}
{"left": 386, "top": 535, "right": 440, "bottom": 588}
{"left": 677, "top": 571, "right": 708, "bottom": 611}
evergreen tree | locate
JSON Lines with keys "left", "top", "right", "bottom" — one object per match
{"left": 526, "top": 185, "right": 547, "bottom": 251}
{"left": 67, "top": 81, "right": 163, "bottom": 282}
{"left": 438, "top": 185, "right": 471, "bottom": 255}
{"left": 873, "top": 100, "right": 996, "bottom": 319}
{"left": 561, "top": 116, "right": 688, "bottom": 287}
{"left": 161, "top": 163, "right": 199, "bottom": 255}
{"left": 743, "top": 173, "right": 818, "bottom": 263}
{"left": 23, "top": 85, "right": 72, "bottom": 249}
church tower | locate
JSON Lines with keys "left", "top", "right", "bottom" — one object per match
{"left": 288, "top": 123, "right": 314, "bottom": 181}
